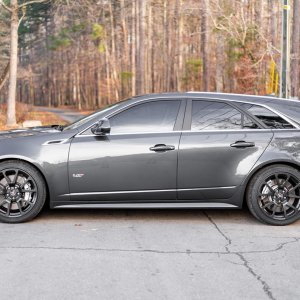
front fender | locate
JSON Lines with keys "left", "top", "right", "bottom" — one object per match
{"left": 0, "top": 133, "right": 73, "bottom": 204}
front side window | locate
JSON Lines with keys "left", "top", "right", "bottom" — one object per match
{"left": 109, "top": 100, "right": 181, "bottom": 134}
{"left": 191, "top": 100, "right": 257, "bottom": 131}
{"left": 240, "top": 103, "right": 294, "bottom": 129}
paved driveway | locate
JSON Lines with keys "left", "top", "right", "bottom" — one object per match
{"left": 0, "top": 208, "right": 299, "bottom": 300}
{"left": 36, "top": 106, "right": 84, "bottom": 123}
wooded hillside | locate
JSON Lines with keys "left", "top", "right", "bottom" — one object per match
{"left": 0, "top": 0, "right": 299, "bottom": 109}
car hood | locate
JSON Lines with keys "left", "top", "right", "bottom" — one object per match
{"left": 0, "top": 126, "right": 61, "bottom": 140}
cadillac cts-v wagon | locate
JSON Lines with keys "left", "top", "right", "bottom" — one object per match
{"left": 1, "top": 92, "right": 300, "bottom": 225}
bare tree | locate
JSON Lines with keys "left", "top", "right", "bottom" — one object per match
{"left": 0, "top": 0, "right": 48, "bottom": 126}
{"left": 136, "top": 0, "right": 146, "bottom": 94}
{"left": 291, "top": 0, "right": 300, "bottom": 98}
{"left": 1, "top": 0, "right": 298, "bottom": 110}
{"left": 201, "top": 0, "right": 209, "bottom": 90}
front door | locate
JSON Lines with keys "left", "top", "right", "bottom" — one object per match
{"left": 68, "top": 99, "right": 184, "bottom": 202}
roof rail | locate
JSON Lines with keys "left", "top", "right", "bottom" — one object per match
{"left": 185, "top": 91, "right": 300, "bottom": 102}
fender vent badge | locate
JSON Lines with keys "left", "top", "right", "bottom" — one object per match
{"left": 73, "top": 174, "right": 85, "bottom": 178}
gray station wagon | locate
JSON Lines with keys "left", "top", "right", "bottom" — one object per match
{"left": 1, "top": 92, "right": 300, "bottom": 225}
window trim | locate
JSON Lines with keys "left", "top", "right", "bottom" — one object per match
{"left": 75, "top": 95, "right": 299, "bottom": 137}
{"left": 75, "top": 128, "right": 281, "bottom": 138}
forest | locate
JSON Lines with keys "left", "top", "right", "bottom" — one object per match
{"left": 0, "top": 0, "right": 299, "bottom": 110}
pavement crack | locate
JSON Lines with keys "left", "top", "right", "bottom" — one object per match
{"left": 239, "top": 237, "right": 300, "bottom": 254}
{"left": 272, "top": 237, "right": 300, "bottom": 252}
{"left": 236, "top": 253, "right": 276, "bottom": 300}
{"left": 203, "top": 211, "right": 277, "bottom": 300}
{"left": 0, "top": 245, "right": 228, "bottom": 254}
{"left": 0, "top": 238, "right": 299, "bottom": 256}
{"left": 203, "top": 211, "right": 231, "bottom": 253}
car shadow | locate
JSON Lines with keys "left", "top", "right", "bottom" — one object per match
{"left": 37, "top": 206, "right": 257, "bottom": 223}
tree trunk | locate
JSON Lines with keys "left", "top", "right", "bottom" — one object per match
{"left": 131, "top": 0, "right": 136, "bottom": 96}
{"left": 121, "top": 0, "right": 129, "bottom": 97}
{"left": 201, "top": 0, "right": 209, "bottom": 91}
{"left": 254, "top": 0, "right": 263, "bottom": 32}
{"left": 109, "top": 2, "right": 120, "bottom": 101}
{"left": 105, "top": 38, "right": 111, "bottom": 104}
{"left": 136, "top": 0, "right": 145, "bottom": 95}
{"left": 7, "top": 0, "right": 18, "bottom": 126}
{"left": 177, "top": 0, "right": 184, "bottom": 91}
{"left": 215, "top": 34, "right": 224, "bottom": 92}
{"left": 268, "top": 0, "right": 277, "bottom": 57}
{"left": 146, "top": 1, "right": 152, "bottom": 94}
{"left": 0, "top": 62, "right": 10, "bottom": 91}
{"left": 291, "top": 0, "right": 300, "bottom": 98}
{"left": 163, "top": 0, "right": 169, "bottom": 91}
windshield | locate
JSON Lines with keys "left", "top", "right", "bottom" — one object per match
{"left": 63, "top": 101, "right": 126, "bottom": 131}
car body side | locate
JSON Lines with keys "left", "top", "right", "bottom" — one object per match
{"left": 1, "top": 93, "right": 300, "bottom": 209}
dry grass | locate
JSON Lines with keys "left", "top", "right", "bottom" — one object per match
{"left": 0, "top": 102, "right": 67, "bottom": 130}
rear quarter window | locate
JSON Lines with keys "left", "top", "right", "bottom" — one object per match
{"left": 238, "top": 103, "right": 294, "bottom": 129}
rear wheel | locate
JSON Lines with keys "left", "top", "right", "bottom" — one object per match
{"left": 0, "top": 161, "right": 46, "bottom": 223}
{"left": 246, "top": 165, "right": 300, "bottom": 225}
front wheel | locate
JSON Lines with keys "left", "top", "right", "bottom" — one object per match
{"left": 0, "top": 161, "right": 46, "bottom": 223}
{"left": 246, "top": 165, "right": 300, "bottom": 225}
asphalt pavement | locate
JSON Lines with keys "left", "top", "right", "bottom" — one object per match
{"left": 18, "top": 107, "right": 300, "bottom": 299}
{"left": 1, "top": 208, "right": 299, "bottom": 300}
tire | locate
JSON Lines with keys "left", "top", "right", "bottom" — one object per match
{"left": 0, "top": 160, "right": 46, "bottom": 223}
{"left": 246, "top": 164, "right": 300, "bottom": 225}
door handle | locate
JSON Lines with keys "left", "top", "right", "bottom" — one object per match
{"left": 150, "top": 144, "right": 175, "bottom": 152}
{"left": 230, "top": 141, "right": 255, "bottom": 148}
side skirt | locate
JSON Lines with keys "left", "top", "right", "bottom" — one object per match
{"left": 52, "top": 202, "right": 239, "bottom": 209}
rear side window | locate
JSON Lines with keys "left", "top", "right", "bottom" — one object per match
{"left": 191, "top": 100, "right": 258, "bottom": 131}
{"left": 240, "top": 104, "right": 294, "bottom": 129}
{"left": 109, "top": 100, "right": 181, "bottom": 133}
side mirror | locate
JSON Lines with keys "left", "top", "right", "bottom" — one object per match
{"left": 91, "top": 118, "right": 111, "bottom": 136}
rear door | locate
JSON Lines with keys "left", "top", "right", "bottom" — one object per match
{"left": 177, "top": 99, "right": 273, "bottom": 201}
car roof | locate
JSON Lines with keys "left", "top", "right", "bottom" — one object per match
{"left": 186, "top": 92, "right": 300, "bottom": 124}
{"left": 185, "top": 91, "right": 299, "bottom": 106}
{"left": 135, "top": 91, "right": 297, "bottom": 105}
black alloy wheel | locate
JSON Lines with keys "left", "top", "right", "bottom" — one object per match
{"left": 0, "top": 161, "right": 46, "bottom": 223}
{"left": 246, "top": 165, "right": 300, "bottom": 225}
